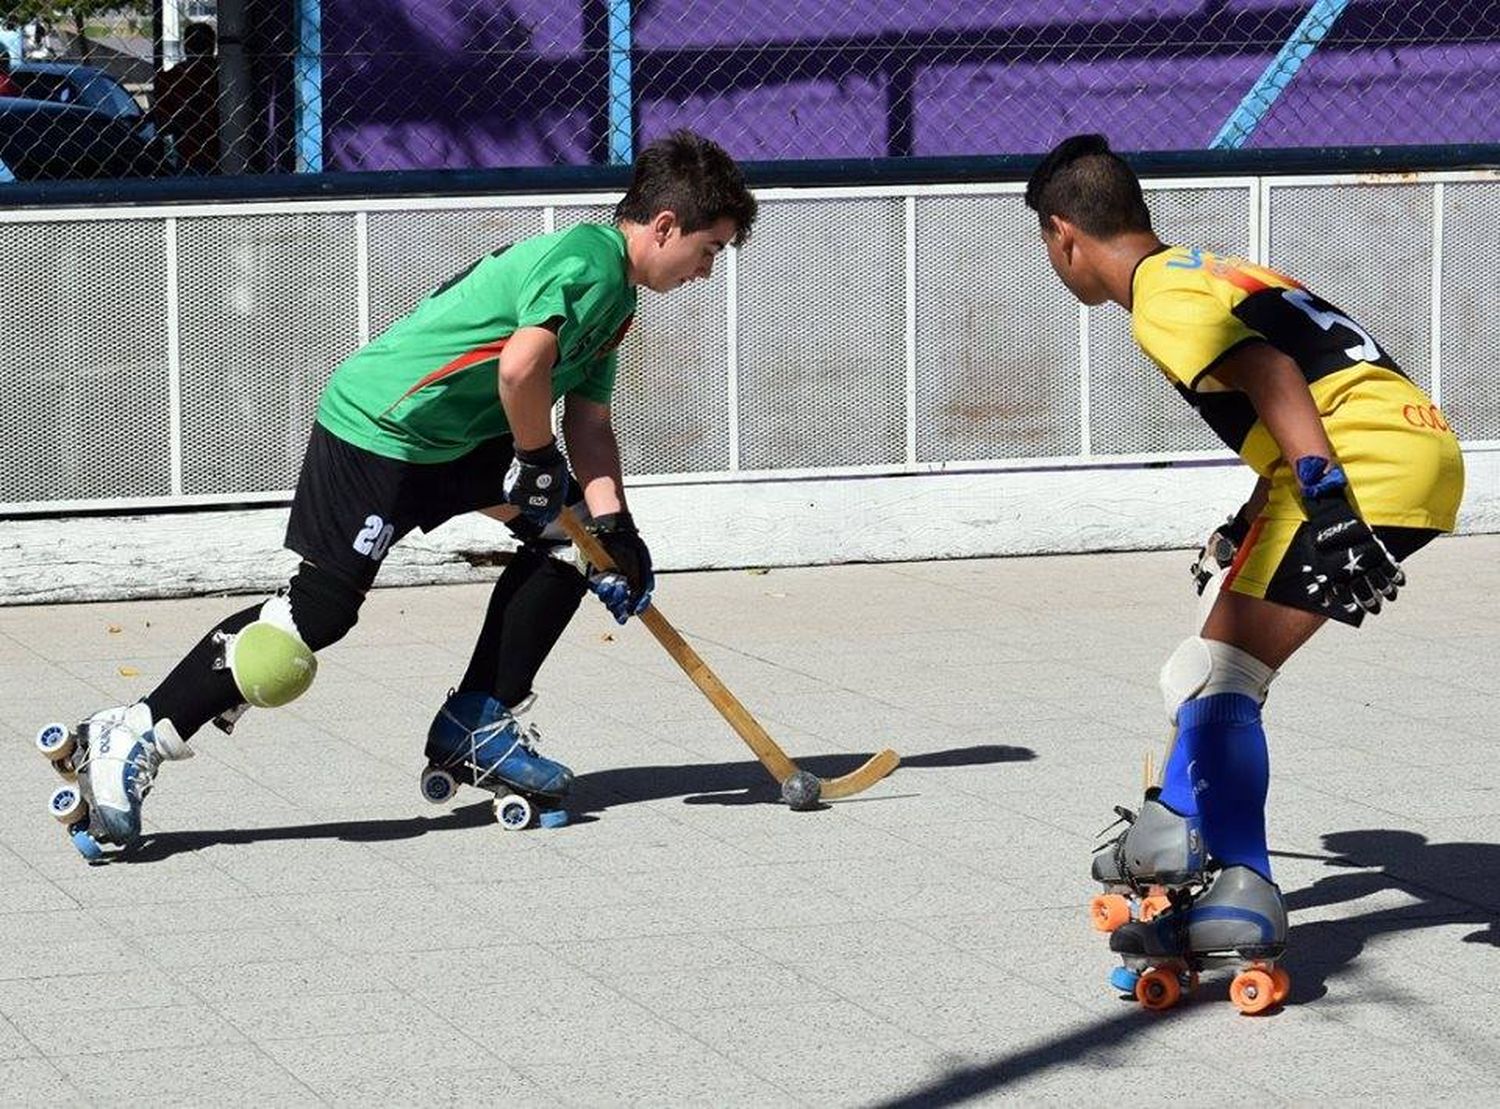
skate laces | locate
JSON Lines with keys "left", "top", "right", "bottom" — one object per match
{"left": 1093, "top": 804, "right": 1137, "bottom": 849}
{"left": 449, "top": 696, "right": 546, "bottom": 789}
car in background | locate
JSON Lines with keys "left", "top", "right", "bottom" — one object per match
{"left": 0, "top": 96, "right": 178, "bottom": 181}
{"left": 9, "top": 62, "right": 156, "bottom": 141}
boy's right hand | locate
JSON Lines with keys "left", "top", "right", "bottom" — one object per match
{"left": 1190, "top": 504, "right": 1252, "bottom": 594}
{"left": 503, "top": 438, "right": 569, "bottom": 527}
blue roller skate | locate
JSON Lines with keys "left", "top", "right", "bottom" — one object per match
{"left": 37, "top": 703, "right": 193, "bottom": 862}
{"left": 419, "top": 692, "right": 572, "bottom": 830}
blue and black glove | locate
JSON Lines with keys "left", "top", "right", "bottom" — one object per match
{"left": 503, "top": 438, "right": 569, "bottom": 528}
{"left": 1295, "top": 456, "right": 1404, "bottom": 616}
{"left": 584, "top": 512, "right": 654, "bottom": 624}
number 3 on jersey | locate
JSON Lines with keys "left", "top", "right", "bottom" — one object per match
{"left": 352, "top": 514, "right": 395, "bottom": 560}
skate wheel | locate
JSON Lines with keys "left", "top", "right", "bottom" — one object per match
{"left": 537, "top": 809, "right": 568, "bottom": 829}
{"left": 36, "top": 722, "right": 77, "bottom": 764}
{"left": 69, "top": 828, "right": 104, "bottom": 862}
{"left": 48, "top": 784, "right": 87, "bottom": 825}
{"left": 1135, "top": 968, "right": 1182, "bottom": 1011}
{"left": 494, "top": 793, "right": 533, "bottom": 831}
{"left": 1269, "top": 965, "right": 1292, "bottom": 1006}
{"left": 1229, "top": 968, "right": 1279, "bottom": 1015}
{"left": 1109, "top": 966, "right": 1140, "bottom": 995}
{"left": 419, "top": 766, "right": 458, "bottom": 805}
{"left": 1139, "top": 893, "right": 1171, "bottom": 922}
{"left": 1090, "top": 893, "right": 1131, "bottom": 932}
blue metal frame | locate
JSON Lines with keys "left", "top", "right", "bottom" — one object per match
{"left": 294, "top": 0, "right": 324, "bottom": 173}
{"left": 1211, "top": 0, "right": 1351, "bottom": 150}
{"left": 607, "top": 0, "right": 634, "bottom": 164}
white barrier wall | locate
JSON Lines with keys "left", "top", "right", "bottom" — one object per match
{"left": 2, "top": 171, "right": 1496, "bottom": 602}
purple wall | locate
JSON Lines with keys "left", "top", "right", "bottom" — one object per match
{"left": 321, "top": 0, "right": 1500, "bottom": 171}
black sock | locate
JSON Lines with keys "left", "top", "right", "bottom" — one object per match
{"left": 460, "top": 549, "right": 587, "bottom": 705}
{"left": 144, "top": 604, "right": 259, "bottom": 740}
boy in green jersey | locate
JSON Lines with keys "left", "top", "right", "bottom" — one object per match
{"left": 40, "top": 131, "right": 758, "bottom": 858}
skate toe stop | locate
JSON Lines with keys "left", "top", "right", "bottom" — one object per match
{"left": 538, "top": 810, "right": 569, "bottom": 829}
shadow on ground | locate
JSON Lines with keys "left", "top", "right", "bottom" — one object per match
{"left": 124, "top": 743, "right": 1034, "bottom": 862}
{"left": 869, "top": 829, "right": 1500, "bottom": 1108}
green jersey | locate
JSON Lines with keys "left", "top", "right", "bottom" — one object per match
{"left": 316, "top": 223, "right": 636, "bottom": 462}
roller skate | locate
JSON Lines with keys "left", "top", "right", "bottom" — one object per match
{"left": 1107, "top": 865, "right": 1290, "bottom": 1015}
{"left": 36, "top": 703, "right": 192, "bottom": 862}
{"left": 1089, "top": 789, "right": 1213, "bottom": 932}
{"left": 419, "top": 691, "right": 571, "bottom": 831}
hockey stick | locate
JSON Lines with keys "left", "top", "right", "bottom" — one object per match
{"left": 559, "top": 509, "right": 899, "bottom": 805}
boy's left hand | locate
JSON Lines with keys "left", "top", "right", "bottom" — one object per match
{"left": 583, "top": 512, "right": 655, "bottom": 623}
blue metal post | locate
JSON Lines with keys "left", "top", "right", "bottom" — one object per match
{"left": 607, "top": 0, "right": 634, "bottom": 164}
{"left": 1210, "top": 0, "right": 1350, "bottom": 150}
{"left": 294, "top": 0, "right": 324, "bottom": 172}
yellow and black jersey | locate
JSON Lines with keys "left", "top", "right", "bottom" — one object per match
{"left": 1131, "top": 245, "right": 1462, "bottom": 532}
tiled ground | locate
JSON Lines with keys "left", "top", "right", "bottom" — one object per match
{"left": 2, "top": 537, "right": 1496, "bottom": 1106}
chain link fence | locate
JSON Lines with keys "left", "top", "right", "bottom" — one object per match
{"left": 1, "top": 2, "right": 1497, "bottom": 181}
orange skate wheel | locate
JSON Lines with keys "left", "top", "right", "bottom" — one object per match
{"left": 1229, "top": 968, "right": 1278, "bottom": 1015}
{"left": 1269, "top": 966, "right": 1291, "bottom": 1005}
{"left": 1090, "top": 893, "right": 1131, "bottom": 933}
{"left": 1135, "top": 968, "right": 1182, "bottom": 1011}
{"left": 1139, "top": 894, "right": 1171, "bottom": 922}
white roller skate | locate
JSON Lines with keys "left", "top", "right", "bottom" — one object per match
{"left": 37, "top": 703, "right": 192, "bottom": 862}
{"left": 1089, "top": 790, "right": 1214, "bottom": 932}
{"left": 419, "top": 691, "right": 571, "bottom": 831}
{"left": 1106, "top": 865, "right": 1290, "bottom": 1015}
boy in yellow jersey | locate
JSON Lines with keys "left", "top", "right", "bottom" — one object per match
{"left": 1025, "top": 134, "right": 1463, "bottom": 1007}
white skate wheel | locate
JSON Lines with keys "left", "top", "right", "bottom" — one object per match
{"left": 48, "top": 784, "right": 87, "bottom": 824}
{"left": 419, "top": 766, "right": 458, "bottom": 804}
{"left": 494, "top": 793, "right": 533, "bottom": 831}
{"left": 36, "top": 723, "right": 76, "bottom": 763}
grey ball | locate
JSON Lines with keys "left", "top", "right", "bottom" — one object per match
{"left": 781, "top": 771, "right": 822, "bottom": 811}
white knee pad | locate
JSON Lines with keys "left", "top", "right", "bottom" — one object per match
{"left": 1158, "top": 636, "right": 1278, "bottom": 725}
{"left": 223, "top": 596, "right": 318, "bottom": 708}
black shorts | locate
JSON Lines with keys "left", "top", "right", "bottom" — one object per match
{"left": 284, "top": 424, "right": 527, "bottom": 591}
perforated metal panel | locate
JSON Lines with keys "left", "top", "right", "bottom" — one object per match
{"left": 1440, "top": 183, "right": 1499, "bottom": 440}
{"left": 1090, "top": 188, "right": 1248, "bottom": 455}
{"left": 0, "top": 220, "right": 171, "bottom": 505}
{"left": 915, "top": 194, "right": 1080, "bottom": 461}
{"left": 736, "top": 197, "right": 907, "bottom": 470}
{"left": 366, "top": 207, "right": 547, "bottom": 339}
{"left": 553, "top": 205, "right": 732, "bottom": 475}
{"left": 1268, "top": 183, "right": 1433, "bottom": 394}
{"left": 175, "top": 214, "right": 361, "bottom": 496}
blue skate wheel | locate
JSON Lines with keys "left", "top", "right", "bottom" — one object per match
{"left": 538, "top": 810, "right": 568, "bottom": 829}
{"left": 1110, "top": 966, "right": 1141, "bottom": 995}
{"left": 70, "top": 828, "right": 104, "bottom": 862}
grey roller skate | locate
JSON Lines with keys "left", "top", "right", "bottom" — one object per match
{"left": 37, "top": 703, "right": 192, "bottom": 862}
{"left": 1106, "top": 865, "right": 1290, "bottom": 1014}
{"left": 1089, "top": 790, "right": 1213, "bottom": 932}
{"left": 419, "top": 691, "right": 572, "bottom": 830}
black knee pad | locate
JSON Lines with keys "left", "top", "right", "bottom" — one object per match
{"left": 286, "top": 562, "right": 366, "bottom": 651}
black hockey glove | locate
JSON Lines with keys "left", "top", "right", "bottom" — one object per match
{"left": 583, "top": 512, "right": 655, "bottom": 624}
{"left": 1295, "top": 456, "right": 1404, "bottom": 616}
{"left": 1190, "top": 503, "right": 1253, "bottom": 595}
{"left": 503, "top": 438, "right": 569, "bottom": 528}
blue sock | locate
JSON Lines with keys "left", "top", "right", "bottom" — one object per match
{"left": 1179, "top": 692, "right": 1272, "bottom": 881}
{"left": 1157, "top": 726, "right": 1199, "bottom": 816}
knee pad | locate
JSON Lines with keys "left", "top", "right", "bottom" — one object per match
{"left": 225, "top": 595, "right": 318, "bottom": 708}
{"left": 1159, "top": 636, "right": 1278, "bottom": 725}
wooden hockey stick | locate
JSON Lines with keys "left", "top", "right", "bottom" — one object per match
{"left": 559, "top": 509, "right": 899, "bottom": 802}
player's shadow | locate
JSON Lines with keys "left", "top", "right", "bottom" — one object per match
{"left": 1278, "top": 829, "right": 1500, "bottom": 1000}
{"left": 123, "top": 743, "right": 1033, "bottom": 862}
{"left": 866, "top": 827, "right": 1500, "bottom": 1107}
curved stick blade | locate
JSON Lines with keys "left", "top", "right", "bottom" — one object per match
{"left": 818, "top": 749, "right": 900, "bottom": 800}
